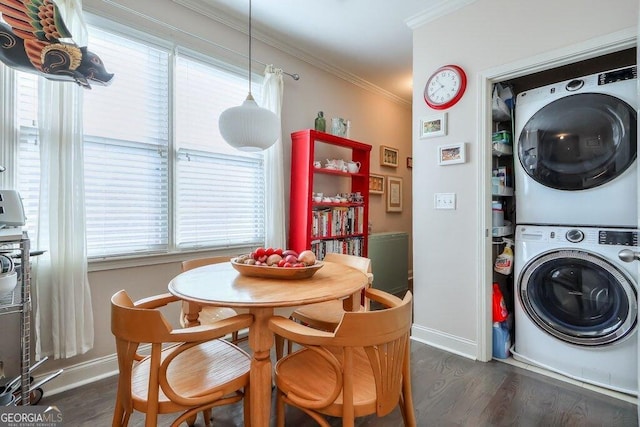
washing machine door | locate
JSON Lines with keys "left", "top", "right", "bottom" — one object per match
{"left": 519, "top": 249, "right": 638, "bottom": 346}
{"left": 518, "top": 93, "right": 637, "bottom": 190}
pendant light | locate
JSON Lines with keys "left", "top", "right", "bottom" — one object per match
{"left": 218, "top": 0, "right": 280, "bottom": 152}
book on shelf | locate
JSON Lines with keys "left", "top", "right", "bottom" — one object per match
{"left": 311, "top": 206, "right": 364, "bottom": 238}
{"left": 310, "top": 236, "right": 364, "bottom": 260}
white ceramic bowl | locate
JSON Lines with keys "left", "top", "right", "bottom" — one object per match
{"left": 0, "top": 272, "right": 17, "bottom": 296}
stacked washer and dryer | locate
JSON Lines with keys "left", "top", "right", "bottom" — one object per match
{"left": 512, "top": 66, "right": 639, "bottom": 395}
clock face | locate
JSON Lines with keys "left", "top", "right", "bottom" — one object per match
{"left": 424, "top": 65, "right": 467, "bottom": 110}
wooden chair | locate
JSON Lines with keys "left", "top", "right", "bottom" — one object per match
{"left": 179, "top": 256, "right": 245, "bottom": 343}
{"left": 111, "top": 290, "right": 252, "bottom": 427}
{"left": 275, "top": 253, "right": 373, "bottom": 358}
{"left": 269, "top": 288, "right": 415, "bottom": 427}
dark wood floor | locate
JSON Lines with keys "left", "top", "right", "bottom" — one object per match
{"left": 40, "top": 341, "right": 638, "bottom": 426}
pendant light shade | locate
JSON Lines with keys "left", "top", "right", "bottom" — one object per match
{"left": 218, "top": 0, "right": 280, "bottom": 151}
{"left": 219, "top": 94, "right": 280, "bottom": 152}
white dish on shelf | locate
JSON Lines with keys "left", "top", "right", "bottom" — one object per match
{"left": 492, "top": 221, "right": 513, "bottom": 237}
{"left": 492, "top": 187, "right": 514, "bottom": 197}
{"left": 492, "top": 142, "right": 513, "bottom": 156}
{"left": 0, "top": 271, "right": 17, "bottom": 296}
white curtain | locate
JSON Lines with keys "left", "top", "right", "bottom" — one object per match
{"left": 33, "top": 0, "right": 94, "bottom": 359}
{"left": 261, "top": 65, "right": 286, "bottom": 249}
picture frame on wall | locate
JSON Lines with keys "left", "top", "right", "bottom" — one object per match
{"left": 420, "top": 113, "right": 447, "bottom": 138}
{"left": 437, "top": 142, "right": 466, "bottom": 166}
{"left": 369, "top": 173, "right": 385, "bottom": 194}
{"left": 386, "top": 176, "right": 403, "bottom": 212}
{"left": 380, "top": 146, "right": 399, "bottom": 167}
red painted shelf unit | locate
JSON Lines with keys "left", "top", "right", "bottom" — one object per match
{"left": 289, "top": 129, "right": 372, "bottom": 260}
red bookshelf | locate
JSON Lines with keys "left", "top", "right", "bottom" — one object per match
{"left": 289, "top": 129, "right": 372, "bottom": 259}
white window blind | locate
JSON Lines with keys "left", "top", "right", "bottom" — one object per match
{"left": 174, "top": 55, "right": 265, "bottom": 249}
{"left": 16, "top": 73, "right": 40, "bottom": 242}
{"left": 83, "top": 27, "right": 170, "bottom": 258}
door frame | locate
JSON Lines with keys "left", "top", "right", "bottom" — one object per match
{"left": 476, "top": 27, "right": 637, "bottom": 362}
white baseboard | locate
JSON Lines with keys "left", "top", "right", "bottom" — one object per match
{"left": 411, "top": 324, "right": 477, "bottom": 360}
{"left": 35, "top": 352, "right": 120, "bottom": 398}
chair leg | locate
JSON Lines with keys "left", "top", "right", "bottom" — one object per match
{"left": 276, "top": 391, "right": 285, "bottom": 427}
{"left": 400, "top": 391, "right": 416, "bottom": 426}
{"left": 112, "top": 397, "right": 125, "bottom": 427}
{"left": 275, "top": 335, "right": 285, "bottom": 360}
{"left": 243, "top": 385, "right": 251, "bottom": 427}
{"left": 401, "top": 348, "right": 416, "bottom": 427}
{"left": 202, "top": 408, "right": 212, "bottom": 427}
{"left": 186, "top": 413, "right": 197, "bottom": 426}
{"left": 232, "top": 331, "right": 239, "bottom": 343}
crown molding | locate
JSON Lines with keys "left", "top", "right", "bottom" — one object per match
{"left": 172, "top": 0, "right": 410, "bottom": 106}
{"left": 405, "top": 0, "right": 478, "bottom": 29}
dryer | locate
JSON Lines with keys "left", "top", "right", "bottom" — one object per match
{"left": 514, "top": 66, "right": 637, "bottom": 227}
{"left": 514, "top": 225, "right": 638, "bottom": 395}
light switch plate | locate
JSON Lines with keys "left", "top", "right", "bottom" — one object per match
{"left": 435, "top": 193, "right": 456, "bottom": 209}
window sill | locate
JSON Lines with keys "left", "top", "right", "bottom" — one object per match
{"left": 88, "top": 246, "right": 254, "bottom": 272}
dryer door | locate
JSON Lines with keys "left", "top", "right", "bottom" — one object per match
{"left": 519, "top": 249, "right": 637, "bottom": 346}
{"left": 518, "top": 93, "right": 637, "bottom": 190}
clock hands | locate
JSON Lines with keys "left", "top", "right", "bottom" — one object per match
{"left": 430, "top": 78, "right": 445, "bottom": 95}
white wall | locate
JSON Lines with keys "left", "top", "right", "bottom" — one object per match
{"left": 411, "top": 0, "right": 638, "bottom": 358}
{"left": 35, "top": 0, "right": 413, "bottom": 392}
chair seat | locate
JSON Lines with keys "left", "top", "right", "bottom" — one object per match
{"left": 132, "top": 339, "right": 250, "bottom": 414}
{"left": 274, "top": 346, "right": 378, "bottom": 418}
{"left": 291, "top": 300, "right": 365, "bottom": 331}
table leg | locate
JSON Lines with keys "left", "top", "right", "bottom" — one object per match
{"left": 184, "top": 301, "right": 202, "bottom": 327}
{"left": 342, "top": 290, "right": 360, "bottom": 312}
{"left": 248, "top": 308, "right": 274, "bottom": 427}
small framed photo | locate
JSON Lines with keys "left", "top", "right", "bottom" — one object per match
{"left": 369, "top": 173, "right": 385, "bottom": 194}
{"left": 438, "top": 143, "right": 466, "bottom": 166}
{"left": 380, "top": 146, "right": 399, "bottom": 167}
{"left": 386, "top": 176, "right": 403, "bottom": 212}
{"left": 420, "top": 113, "right": 447, "bottom": 138}
{"left": 407, "top": 157, "right": 413, "bottom": 169}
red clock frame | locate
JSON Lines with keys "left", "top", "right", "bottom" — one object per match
{"left": 423, "top": 64, "right": 467, "bottom": 110}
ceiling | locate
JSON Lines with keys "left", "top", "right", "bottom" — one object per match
{"left": 173, "top": 0, "right": 474, "bottom": 104}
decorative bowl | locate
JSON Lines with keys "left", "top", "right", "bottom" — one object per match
{"left": 230, "top": 259, "right": 324, "bottom": 279}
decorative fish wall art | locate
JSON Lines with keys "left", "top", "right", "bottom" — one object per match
{"left": 0, "top": 0, "right": 114, "bottom": 88}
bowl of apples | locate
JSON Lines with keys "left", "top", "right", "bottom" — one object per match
{"left": 231, "top": 248, "right": 323, "bottom": 279}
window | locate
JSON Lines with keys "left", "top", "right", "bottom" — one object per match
{"left": 15, "top": 22, "right": 266, "bottom": 259}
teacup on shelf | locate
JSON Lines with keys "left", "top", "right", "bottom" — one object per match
{"left": 346, "top": 161, "right": 361, "bottom": 173}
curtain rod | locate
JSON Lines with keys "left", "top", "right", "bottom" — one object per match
{"left": 98, "top": 0, "right": 300, "bottom": 81}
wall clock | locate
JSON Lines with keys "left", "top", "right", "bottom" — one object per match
{"left": 424, "top": 64, "right": 467, "bottom": 110}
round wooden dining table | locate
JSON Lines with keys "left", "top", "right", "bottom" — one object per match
{"left": 167, "top": 260, "right": 368, "bottom": 427}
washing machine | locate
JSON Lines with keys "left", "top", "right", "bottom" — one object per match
{"left": 513, "top": 225, "right": 638, "bottom": 395}
{"left": 514, "top": 66, "right": 638, "bottom": 227}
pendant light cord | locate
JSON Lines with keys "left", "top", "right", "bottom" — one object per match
{"left": 248, "top": 0, "right": 252, "bottom": 95}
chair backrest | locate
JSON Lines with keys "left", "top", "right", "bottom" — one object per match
{"left": 111, "top": 290, "right": 176, "bottom": 344}
{"left": 323, "top": 253, "right": 374, "bottom": 288}
{"left": 334, "top": 289, "right": 413, "bottom": 417}
{"left": 181, "top": 255, "right": 230, "bottom": 272}
{"left": 323, "top": 252, "right": 371, "bottom": 274}
{"left": 111, "top": 290, "right": 178, "bottom": 413}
